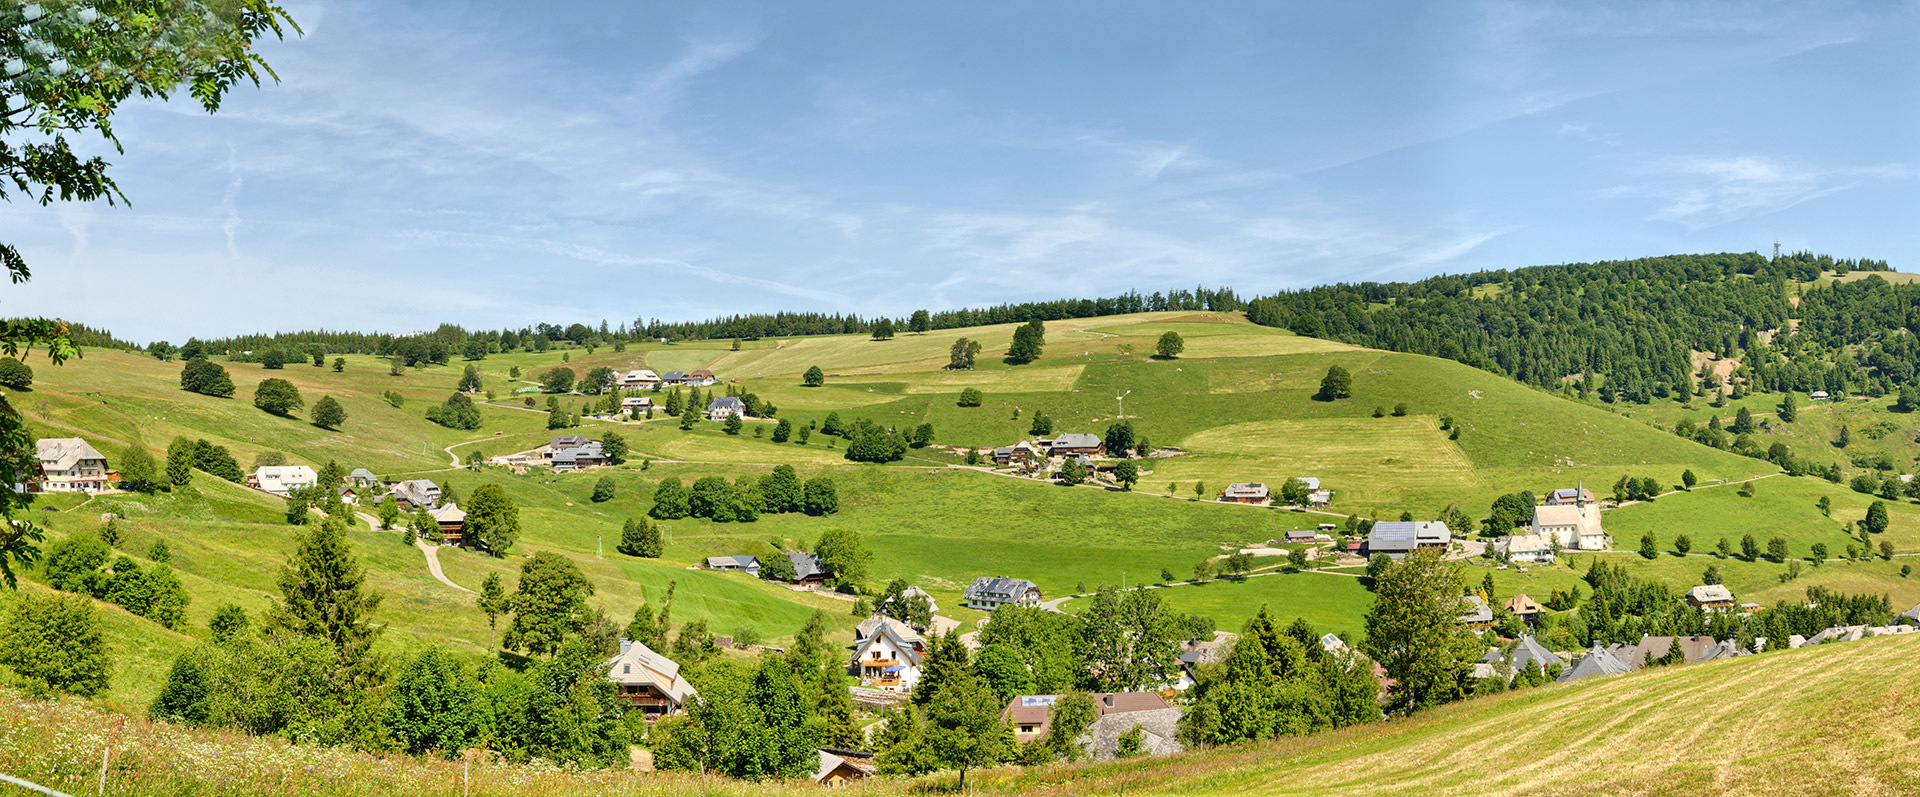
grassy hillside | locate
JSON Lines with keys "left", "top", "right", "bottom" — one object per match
{"left": 5, "top": 630, "right": 1916, "bottom": 795}
{"left": 4, "top": 309, "right": 1892, "bottom": 709}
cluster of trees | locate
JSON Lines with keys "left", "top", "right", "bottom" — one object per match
{"left": 426, "top": 393, "right": 482, "bottom": 430}
{"left": 179, "top": 358, "right": 236, "bottom": 397}
{"left": 1179, "top": 606, "right": 1380, "bottom": 745}
{"left": 1007, "top": 320, "right": 1046, "bottom": 364}
{"left": 42, "top": 533, "right": 189, "bottom": 629}
{"left": 648, "top": 468, "right": 840, "bottom": 523}
{"left": 630, "top": 286, "right": 1241, "bottom": 342}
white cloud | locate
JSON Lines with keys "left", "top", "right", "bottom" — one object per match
{"left": 1605, "top": 155, "right": 1915, "bottom": 230}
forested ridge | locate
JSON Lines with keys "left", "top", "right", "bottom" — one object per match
{"left": 1245, "top": 251, "right": 1903, "bottom": 404}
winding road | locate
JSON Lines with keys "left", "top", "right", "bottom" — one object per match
{"left": 357, "top": 511, "right": 468, "bottom": 593}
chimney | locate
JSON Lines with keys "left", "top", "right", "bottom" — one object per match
{"left": 619, "top": 638, "right": 633, "bottom": 656}
{"left": 1102, "top": 693, "right": 1114, "bottom": 708}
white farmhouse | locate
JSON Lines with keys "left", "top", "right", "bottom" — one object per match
{"left": 850, "top": 615, "right": 926, "bottom": 694}
{"left": 249, "top": 465, "right": 318, "bottom": 496}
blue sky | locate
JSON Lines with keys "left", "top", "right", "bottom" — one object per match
{"left": 7, "top": 0, "right": 1917, "bottom": 341}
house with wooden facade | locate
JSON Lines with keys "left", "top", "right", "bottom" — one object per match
{"left": 850, "top": 615, "right": 925, "bottom": 694}
{"left": 30, "top": 438, "right": 112, "bottom": 493}
{"left": 604, "top": 638, "right": 698, "bottom": 719}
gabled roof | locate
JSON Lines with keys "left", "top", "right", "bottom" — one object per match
{"left": 36, "top": 438, "right": 107, "bottom": 470}
{"left": 549, "top": 435, "right": 591, "bottom": 448}
{"left": 1371, "top": 521, "right": 1450, "bottom": 547}
{"left": 1556, "top": 644, "right": 1631, "bottom": 682}
{"left": 1687, "top": 584, "right": 1735, "bottom": 604}
{"left": 1457, "top": 595, "right": 1493, "bottom": 624}
{"left": 1368, "top": 524, "right": 1419, "bottom": 552}
{"left": 606, "top": 639, "right": 698, "bottom": 704}
{"left": 393, "top": 479, "right": 440, "bottom": 505}
{"left": 965, "top": 576, "right": 1039, "bottom": 602}
{"left": 1903, "top": 602, "right": 1920, "bottom": 624}
{"left": 251, "top": 465, "right": 317, "bottom": 492}
{"left": 1504, "top": 593, "right": 1545, "bottom": 616}
{"left": 1507, "top": 635, "right": 1564, "bottom": 671}
{"left": 813, "top": 749, "right": 875, "bottom": 783}
{"left": 1048, "top": 433, "right": 1101, "bottom": 449}
{"left": 788, "top": 551, "right": 828, "bottom": 581}
{"left": 1533, "top": 504, "right": 1601, "bottom": 530}
{"left": 707, "top": 396, "right": 745, "bottom": 410}
{"left": 706, "top": 554, "right": 760, "bottom": 570}
{"left": 429, "top": 503, "right": 465, "bottom": 524}
{"left": 348, "top": 468, "right": 378, "bottom": 482}
{"left": 1294, "top": 477, "right": 1321, "bottom": 490}
{"left": 1222, "top": 483, "right": 1269, "bottom": 498}
{"left": 856, "top": 617, "right": 924, "bottom": 667}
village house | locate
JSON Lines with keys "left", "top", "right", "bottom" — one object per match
{"left": 391, "top": 479, "right": 442, "bottom": 510}
{"left": 686, "top": 369, "right": 718, "bottom": 386}
{"left": 1043, "top": 433, "right": 1103, "bottom": 457}
{"left": 851, "top": 615, "right": 925, "bottom": 693}
{"left": 1811, "top": 390, "right": 1830, "bottom": 400}
{"left": 617, "top": 369, "right": 660, "bottom": 389}
{"left": 1545, "top": 486, "right": 1596, "bottom": 506}
{"left": 347, "top": 468, "right": 379, "bottom": 487}
{"left": 430, "top": 503, "right": 467, "bottom": 543}
{"left": 706, "top": 396, "right": 746, "bottom": 421}
{"left": 604, "top": 638, "right": 698, "bottom": 719}
{"left": 1556, "top": 643, "right": 1632, "bottom": 683}
{"left": 1503, "top": 593, "right": 1546, "bottom": 625}
{"left": 1003, "top": 692, "right": 1184, "bottom": 759}
{"left": 1294, "top": 476, "right": 1322, "bottom": 491}
{"left": 1285, "top": 529, "right": 1317, "bottom": 544}
{"left": 621, "top": 396, "right": 654, "bottom": 412}
{"left": 31, "top": 438, "right": 112, "bottom": 493}
{"left": 1308, "top": 489, "right": 1334, "bottom": 508}
{"left": 335, "top": 486, "right": 361, "bottom": 506}
{"left": 1173, "top": 631, "right": 1236, "bottom": 691}
{"left": 1686, "top": 584, "right": 1736, "bottom": 611}
{"left": 962, "top": 576, "right": 1042, "bottom": 611}
{"left": 1497, "top": 533, "right": 1556, "bottom": 564}
{"left": 1482, "top": 635, "right": 1564, "bottom": 678}
{"left": 812, "top": 749, "right": 876, "bottom": 787}
{"left": 1219, "top": 482, "right": 1270, "bottom": 505}
{"left": 1367, "top": 521, "right": 1451, "bottom": 559}
{"left": 660, "top": 371, "right": 690, "bottom": 386}
{"left": 991, "top": 440, "right": 1041, "bottom": 466}
{"left": 705, "top": 554, "right": 762, "bottom": 577}
{"left": 551, "top": 442, "right": 606, "bottom": 472}
{"left": 544, "top": 435, "right": 591, "bottom": 458}
{"left": 785, "top": 551, "right": 831, "bottom": 585}
{"left": 1609, "top": 635, "right": 1720, "bottom": 669}
{"left": 1457, "top": 595, "right": 1493, "bottom": 627}
{"left": 248, "top": 465, "right": 318, "bottom": 497}
{"left": 1532, "top": 503, "right": 1608, "bottom": 551}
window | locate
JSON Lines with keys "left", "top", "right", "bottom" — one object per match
{"left": 623, "top": 664, "right": 631, "bottom": 674}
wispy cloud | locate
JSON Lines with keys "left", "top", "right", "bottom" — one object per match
{"left": 1603, "top": 155, "right": 1915, "bottom": 230}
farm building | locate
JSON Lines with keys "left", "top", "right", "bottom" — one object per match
{"left": 660, "top": 371, "right": 689, "bottom": 385}
{"left": 1367, "top": 521, "right": 1450, "bottom": 559}
{"left": 706, "top": 396, "right": 746, "bottom": 421}
{"left": 1557, "top": 644, "right": 1632, "bottom": 683}
{"left": 1043, "top": 433, "right": 1104, "bottom": 456}
{"left": 1457, "top": 595, "right": 1493, "bottom": 626}
{"left": 992, "top": 440, "right": 1041, "bottom": 465}
{"left": 605, "top": 638, "right": 698, "bottom": 718}
{"left": 430, "top": 504, "right": 466, "bottom": 541}
{"left": 31, "top": 438, "right": 112, "bottom": 493}
{"left": 248, "top": 465, "right": 317, "bottom": 497}
{"left": 551, "top": 442, "right": 606, "bottom": 472}
{"left": 348, "top": 468, "right": 379, "bottom": 486}
{"left": 706, "top": 555, "right": 762, "bottom": 577}
{"left": 1497, "top": 533, "right": 1556, "bottom": 564}
{"left": 686, "top": 369, "right": 718, "bottom": 386}
{"left": 1686, "top": 584, "right": 1736, "bottom": 611}
{"left": 621, "top": 396, "right": 654, "bottom": 411}
{"left": 391, "top": 479, "right": 442, "bottom": 510}
{"left": 1004, "top": 692, "right": 1183, "bottom": 759}
{"left": 1503, "top": 594, "right": 1546, "bottom": 624}
{"left": 1219, "top": 482, "right": 1270, "bottom": 504}
{"left": 1308, "top": 489, "right": 1334, "bottom": 508}
{"left": 963, "top": 576, "right": 1042, "bottom": 611}
{"left": 812, "top": 750, "right": 875, "bottom": 787}
{"left": 784, "top": 551, "right": 831, "bottom": 585}
{"left": 618, "top": 369, "right": 660, "bottom": 389}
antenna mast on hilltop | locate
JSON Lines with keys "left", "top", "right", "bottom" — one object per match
{"left": 1773, "top": 241, "right": 1781, "bottom": 261}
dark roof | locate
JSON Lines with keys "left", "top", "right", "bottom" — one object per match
{"left": 1556, "top": 644, "right": 1631, "bottom": 683}
{"left": 965, "top": 576, "right": 1039, "bottom": 602}
{"left": 788, "top": 551, "right": 829, "bottom": 581}
{"left": 708, "top": 396, "right": 745, "bottom": 410}
{"left": 550, "top": 435, "right": 591, "bottom": 448}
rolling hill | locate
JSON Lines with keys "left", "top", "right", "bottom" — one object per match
{"left": 11, "top": 308, "right": 1920, "bottom": 714}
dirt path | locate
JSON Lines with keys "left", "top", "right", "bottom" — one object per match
{"left": 416, "top": 540, "right": 469, "bottom": 593}
{"left": 1603, "top": 471, "right": 1782, "bottom": 512}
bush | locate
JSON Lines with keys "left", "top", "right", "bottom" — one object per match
{"left": 591, "top": 476, "right": 616, "bottom": 503}
{"left": 0, "top": 592, "right": 110, "bottom": 696}
{"left": 0, "top": 356, "right": 33, "bottom": 389}
{"left": 957, "top": 387, "right": 984, "bottom": 407}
